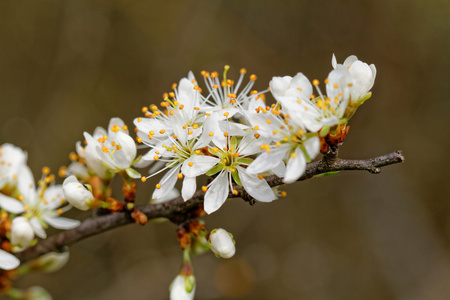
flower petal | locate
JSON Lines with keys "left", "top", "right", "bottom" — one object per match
{"left": 283, "top": 147, "right": 306, "bottom": 184}
{"left": 181, "top": 155, "right": 220, "bottom": 177}
{"left": 43, "top": 216, "right": 81, "bottom": 230}
{"left": 182, "top": 176, "right": 196, "bottom": 201}
{"left": 0, "top": 194, "right": 25, "bottom": 214}
{"left": 30, "top": 217, "right": 46, "bottom": 239}
{"left": 238, "top": 167, "right": 275, "bottom": 202}
{"left": 0, "top": 249, "right": 20, "bottom": 270}
{"left": 204, "top": 171, "right": 229, "bottom": 214}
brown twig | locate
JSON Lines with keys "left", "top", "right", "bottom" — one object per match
{"left": 15, "top": 150, "right": 404, "bottom": 263}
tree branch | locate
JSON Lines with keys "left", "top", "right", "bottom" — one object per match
{"left": 16, "top": 150, "right": 404, "bottom": 263}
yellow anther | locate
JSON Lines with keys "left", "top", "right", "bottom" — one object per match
{"left": 159, "top": 129, "right": 165, "bottom": 134}
{"left": 172, "top": 135, "right": 178, "bottom": 139}
{"left": 213, "top": 84, "right": 219, "bottom": 89}
{"left": 266, "top": 119, "right": 272, "bottom": 124}
{"left": 42, "top": 166, "right": 51, "bottom": 175}
{"left": 172, "top": 83, "right": 177, "bottom": 89}
{"left": 137, "top": 117, "right": 142, "bottom": 122}
{"left": 169, "top": 92, "right": 175, "bottom": 98}
{"left": 137, "top": 137, "right": 143, "bottom": 143}
{"left": 348, "top": 83, "right": 353, "bottom": 87}
{"left": 213, "top": 147, "right": 219, "bottom": 153}
{"left": 290, "top": 153, "right": 297, "bottom": 158}
{"left": 280, "top": 191, "right": 287, "bottom": 197}
{"left": 188, "top": 131, "right": 193, "bottom": 135}
{"left": 334, "top": 83, "right": 338, "bottom": 88}
{"left": 142, "top": 106, "right": 148, "bottom": 113}
{"left": 250, "top": 74, "right": 257, "bottom": 81}
{"left": 224, "top": 112, "right": 229, "bottom": 117}
{"left": 254, "top": 133, "right": 260, "bottom": 139}
{"left": 312, "top": 79, "right": 319, "bottom": 86}
{"left": 205, "top": 113, "right": 211, "bottom": 116}
{"left": 188, "top": 162, "right": 194, "bottom": 167}
{"left": 275, "top": 141, "right": 281, "bottom": 147}
{"left": 258, "top": 174, "right": 264, "bottom": 180}
{"left": 156, "top": 183, "right": 161, "bottom": 189}
{"left": 230, "top": 168, "right": 236, "bottom": 173}
{"left": 122, "top": 125, "right": 128, "bottom": 131}
{"left": 177, "top": 173, "right": 183, "bottom": 179}
{"left": 324, "top": 78, "right": 330, "bottom": 84}
{"left": 297, "top": 130, "right": 305, "bottom": 135}
{"left": 141, "top": 177, "right": 147, "bottom": 182}
{"left": 209, "top": 132, "right": 214, "bottom": 137}
{"left": 192, "top": 124, "right": 199, "bottom": 129}
{"left": 57, "top": 209, "right": 63, "bottom": 215}
{"left": 69, "top": 152, "right": 78, "bottom": 161}
{"left": 18, "top": 195, "right": 24, "bottom": 201}
{"left": 194, "top": 107, "right": 200, "bottom": 110}
{"left": 150, "top": 105, "right": 158, "bottom": 111}
{"left": 240, "top": 68, "right": 247, "bottom": 74}
{"left": 179, "top": 105, "right": 184, "bottom": 110}
{"left": 154, "top": 156, "right": 159, "bottom": 161}
{"left": 195, "top": 150, "right": 201, "bottom": 155}
{"left": 292, "top": 136, "right": 298, "bottom": 142}
{"left": 202, "top": 186, "right": 208, "bottom": 192}
{"left": 169, "top": 110, "right": 174, "bottom": 115}
{"left": 232, "top": 189, "right": 238, "bottom": 195}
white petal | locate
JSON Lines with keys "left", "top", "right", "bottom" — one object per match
{"left": 107, "top": 117, "right": 126, "bottom": 135}
{"left": 152, "top": 165, "right": 180, "bottom": 200}
{"left": 304, "top": 136, "right": 320, "bottom": 161}
{"left": 116, "top": 132, "right": 136, "bottom": 165}
{"left": 0, "top": 249, "right": 20, "bottom": 270}
{"left": 0, "top": 194, "right": 25, "bottom": 214}
{"left": 331, "top": 53, "right": 337, "bottom": 69}
{"left": 246, "top": 146, "right": 289, "bottom": 175}
{"left": 43, "top": 216, "right": 80, "bottom": 230}
{"left": 238, "top": 167, "right": 275, "bottom": 202}
{"left": 42, "top": 185, "right": 65, "bottom": 211}
{"left": 17, "top": 166, "right": 36, "bottom": 204}
{"left": 182, "top": 176, "right": 196, "bottom": 201}
{"left": 204, "top": 172, "right": 229, "bottom": 214}
{"left": 30, "top": 217, "right": 46, "bottom": 239}
{"left": 283, "top": 147, "right": 306, "bottom": 184}
{"left": 181, "top": 155, "right": 220, "bottom": 177}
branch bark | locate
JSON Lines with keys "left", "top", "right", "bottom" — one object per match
{"left": 16, "top": 150, "right": 405, "bottom": 263}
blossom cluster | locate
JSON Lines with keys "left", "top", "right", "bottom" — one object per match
{"left": 0, "top": 54, "right": 376, "bottom": 299}
{"left": 0, "top": 145, "right": 80, "bottom": 272}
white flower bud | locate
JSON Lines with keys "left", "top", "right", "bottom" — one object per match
{"left": 209, "top": 228, "right": 236, "bottom": 259}
{"left": 62, "top": 175, "right": 93, "bottom": 211}
{"left": 11, "top": 216, "right": 34, "bottom": 251}
{"left": 170, "top": 274, "right": 196, "bottom": 300}
{"left": 33, "top": 251, "right": 70, "bottom": 273}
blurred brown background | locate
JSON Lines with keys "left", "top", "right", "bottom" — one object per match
{"left": 1, "top": 0, "right": 449, "bottom": 299}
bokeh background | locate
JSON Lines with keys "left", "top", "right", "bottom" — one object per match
{"left": 1, "top": 0, "right": 449, "bottom": 299}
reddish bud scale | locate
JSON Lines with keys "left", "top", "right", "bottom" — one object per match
{"left": 122, "top": 181, "right": 137, "bottom": 202}
{"left": 131, "top": 210, "right": 148, "bottom": 225}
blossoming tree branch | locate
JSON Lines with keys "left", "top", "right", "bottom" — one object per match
{"left": 0, "top": 54, "right": 403, "bottom": 299}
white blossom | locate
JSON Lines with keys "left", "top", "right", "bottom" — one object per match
{"left": 170, "top": 275, "right": 196, "bottom": 300}
{"left": 11, "top": 216, "right": 35, "bottom": 252}
{"left": 62, "top": 175, "right": 93, "bottom": 211}
{"left": 332, "top": 54, "right": 376, "bottom": 104}
{"left": 0, "top": 143, "right": 28, "bottom": 191}
{"left": 209, "top": 228, "right": 235, "bottom": 258}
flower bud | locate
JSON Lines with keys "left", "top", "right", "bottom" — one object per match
{"left": 208, "top": 228, "right": 236, "bottom": 258}
{"left": 11, "top": 217, "right": 34, "bottom": 251}
{"left": 32, "top": 251, "right": 70, "bottom": 273}
{"left": 170, "top": 274, "right": 196, "bottom": 300}
{"left": 62, "top": 175, "right": 93, "bottom": 211}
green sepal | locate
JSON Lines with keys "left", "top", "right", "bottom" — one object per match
{"left": 125, "top": 168, "right": 141, "bottom": 179}
{"left": 230, "top": 136, "right": 238, "bottom": 152}
{"left": 320, "top": 126, "right": 330, "bottom": 137}
{"left": 131, "top": 155, "right": 142, "bottom": 166}
{"left": 299, "top": 145, "right": 311, "bottom": 163}
{"left": 236, "top": 157, "right": 253, "bottom": 165}
{"left": 184, "top": 275, "right": 196, "bottom": 293}
{"left": 206, "top": 164, "right": 223, "bottom": 176}
{"left": 231, "top": 170, "right": 242, "bottom": 186}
